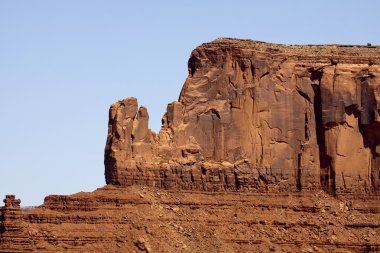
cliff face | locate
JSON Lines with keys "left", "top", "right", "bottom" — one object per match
{"left": 2, "top": 39, "right": 380, "bottom": 253}
{"left": 105, "top": 38, "right": 380, "bottom": 194}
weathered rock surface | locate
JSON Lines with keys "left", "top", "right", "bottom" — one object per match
{"left": 105, "top": 38, "right": 380, "bottom": 194}
{"left": 1, "top": 39, "right": 380, "bottom": 253}
{"left": 0, "top": 195, "right": 29, "bottom": 251}
{"left": 1, "top": 187, "right": 380, "bottom": 252}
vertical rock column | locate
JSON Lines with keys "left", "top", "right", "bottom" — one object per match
{"left": 105, "top": 98, "right": 138, "bottom": 185}
{"left": 105, "top": 97, "right": 157, "bottom": 185}
{"left": 0, "top": 195, "right": 29, "bottom": 252}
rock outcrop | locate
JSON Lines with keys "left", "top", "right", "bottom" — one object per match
{"left": 105, "top": 38, "right": 380, "bottom": 194}
{"left": 1, "top": 39, "right": 380, "bottom": 253}
{"left": 0, "top": 195, "right": 30, "bottom": 251}
{"left": 1, "top": 188, "right": 380, "bottom": 252}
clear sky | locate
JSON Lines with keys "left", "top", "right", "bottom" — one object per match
{"left": 1, "top": 1, "right": 379, "bottom": 206}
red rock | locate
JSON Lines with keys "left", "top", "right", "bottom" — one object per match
{"left": 1, "top": 188, "right": 380, "bottom": 252}
{"left": 105, "top": 38, "right": 380, "bottom": 194}
{"left": 2, "top": 39, "right": 380, "bottom": 253}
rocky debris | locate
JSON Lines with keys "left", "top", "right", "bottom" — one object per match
{"left": 134, "top": 238, "right": 152, "bottom": 253}
{"left": 1, "top": 187, "right": 380, "bottom": 252}
{"left": 105, "top": 38, "right": 380, "bottom": 194}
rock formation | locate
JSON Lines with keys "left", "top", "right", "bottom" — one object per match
{"left": 105, "top": 38, "right": 380, "bottom": 194}
{"left": 2, "top": 187, "right": 380, "bottom": 252}
{"left": 1, "top": 39, "right": 380, "bottom": 252}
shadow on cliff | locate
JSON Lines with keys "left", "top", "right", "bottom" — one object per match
{"left": 311, "top": 67, "right": 380, "bottom": 194}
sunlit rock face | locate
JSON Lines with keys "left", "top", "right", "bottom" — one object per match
{"left": 2, "top": 39, "right": 380, "bottom": 253}
{"left": 105, "top": 38, "right": 380, "bottom": 194}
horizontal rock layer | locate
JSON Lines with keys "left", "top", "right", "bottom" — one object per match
{"left": 1, "top": 187, "right": 380, "bottom": 252}
{"left": 105, "top": 38, "right": 380, "bottom": 194}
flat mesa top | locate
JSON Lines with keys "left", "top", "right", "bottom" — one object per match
{"left": 201, "top": 38, "right": 380, "bottom": 59}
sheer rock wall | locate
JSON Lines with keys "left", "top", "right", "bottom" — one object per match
{"left": 105, "top": 38, "right": 380, "bottom": 194}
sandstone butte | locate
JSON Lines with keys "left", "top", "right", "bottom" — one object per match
{"left": 1, "top": 38, "right": 380, "bottom": 253}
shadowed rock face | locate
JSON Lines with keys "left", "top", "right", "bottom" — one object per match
{"left": 105, "top": 38, "right": 380, "bottom": 194}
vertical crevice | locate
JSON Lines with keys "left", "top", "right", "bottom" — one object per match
{"left": 311, "top": 69, "right": 335, "bottom": 194}
{"left": 357, "top": 74, "right": 379, "bottom": 192}
{"left": 341, "top": 172, "right": 346, "bottom": 190}
{"left": 234, "top": 171, "right": 240, "bottom": 191}
{"left": 296, "top": 153, "right": 302, "bottom": 191}
{"left": 361, "top": 123, "right": 380, "bottom": 192}
{"left": 304, "top": 112, "right": 309, "bottom": 140}
{"left": 330, "top": 162, "right": 336, "bottom": 194}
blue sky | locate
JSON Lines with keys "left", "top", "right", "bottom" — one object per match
{"left": 1, "top": 1, "right": 379, "bottom": 206}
